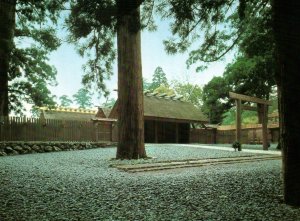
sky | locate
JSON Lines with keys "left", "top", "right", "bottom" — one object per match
{"left": 48, "top": 17, "right": 234, "bottom": 108}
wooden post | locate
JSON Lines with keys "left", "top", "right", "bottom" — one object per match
{"left": 236, "top": 99, "right": 242, "bottom": 143}
{"left": 176, "top": 123, "right": 179, "bottom": 143}
{"left": 154, "top": 121, "right": 158, "bottom": 143}
{"left": 95, "top": 122, "right": 98, "bottom": 142}
{"left": 110, "top": 122, "right": 113, "bottom": 142}
{"left": 262, "top": 104, "right": 268, "bottom": 150}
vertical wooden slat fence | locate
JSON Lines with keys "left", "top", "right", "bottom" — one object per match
{"left": 0, "top": 116, "right": 111, "bottom": 142}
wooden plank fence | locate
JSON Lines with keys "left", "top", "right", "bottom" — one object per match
{"left": 0, "top": 116, "right": 111, "bottom": 142}
{"left": 190, "top": 124, "right": 279, "bottom": 144}
{"left": 0, "top": 116, "right": 279, "bottom": 144}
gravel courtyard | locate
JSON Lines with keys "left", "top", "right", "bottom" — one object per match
{"left": 0, "top": 144, "right": 299, "bottom": 221}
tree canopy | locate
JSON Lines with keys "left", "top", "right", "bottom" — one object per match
{"left": 72, "top": 88, "right": 93, "bottom": 109}
{"left": 1, "top": 0, "right": 67, "bottom": 115}
{"left": 148, "top": 66, "right": 168, "bottom": 91}
{"left": 59, "top": 95, "right": 73, "bottom": 107}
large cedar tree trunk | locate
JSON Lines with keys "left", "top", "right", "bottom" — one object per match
{"left": 116, "top": 1, "right": 146, "bottom": 159}
{"left": 273, "top": 0, "right": 300, "bottom": 206}
{"left": 0, "top": 0, "right": 15, "bottom": 117}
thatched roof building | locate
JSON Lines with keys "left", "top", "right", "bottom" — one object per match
{"left": 40, "top": 107, "right": 97, "bottom": 122}
{"left": 108, "top": 92, "right": 208, "bottom": 143}
{"left": 109, "top": 93, "right": 208, "bottom": 123}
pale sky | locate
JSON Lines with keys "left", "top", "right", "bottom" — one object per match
{"left": 48, "top": 17, "right": 234, "bottom": 108}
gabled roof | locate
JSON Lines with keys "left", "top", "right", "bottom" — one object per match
{"left": 109, "top": 93, "right": 208, "bottom": 123}
{"left": 102, "top": 107, "right": 112, "bottom": 118}
{"left": 40, "top": 107, "right": 97, "bottom": 122}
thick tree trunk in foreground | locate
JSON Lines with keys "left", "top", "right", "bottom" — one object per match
{"left": 273, "top": 0, "right": 300, "bottom": 206}
{"left": 0, "top": 0, "right": 15, "bottom": 117}
{"left": 116, "top": 1, "right": 146, "bottom": 159}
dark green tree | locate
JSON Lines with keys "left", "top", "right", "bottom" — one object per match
{"left": 197, "top": 1, "right": 275, "bottom": 125}
{"left": 72, "top": 88, "right": 93, "bottom": 109}
{"left": 59, "top": 95, "right": 73, "bottom": 107}
{"left": 202, "top": 76, "right": 231, "bottom": 124}
{"left": 149, "top": 66, "right": 168, "bottom": 91}
{"left": 67, "top": 0, "right": 150, "bottom": 159}
{"left": 156, "top": 0, "right": 299, "bottom": 206}
{"left": 0, "top": 0, "right": 66, "bottom": 116}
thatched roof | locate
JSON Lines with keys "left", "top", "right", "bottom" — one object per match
{"left": 109, "top": 93, "right": 208, "bottom": 123}
{"left": 40, "top": 107, "right": 97, "bottom": 122}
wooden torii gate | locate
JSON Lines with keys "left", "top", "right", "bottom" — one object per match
{"left": 229, "top": 92, "right": 272, "bottom": 150}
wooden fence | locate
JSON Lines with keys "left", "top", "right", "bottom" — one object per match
{"left": 190, "top": 128, "right": 216, "bottom": 144}
{"left": 0, "top": 117, "right": 279, "bottom": 144}
{"left": 0, "top": 116, "right": 111, "bottom": 142}
{"left": 190, "top": 124, "right": 279, "bottom": 144}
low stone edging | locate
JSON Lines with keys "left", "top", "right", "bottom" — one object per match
{"left": 0, "top": 141, "right": 116, "bottom": 157}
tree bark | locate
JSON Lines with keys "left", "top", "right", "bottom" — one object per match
{"left": 273, "top": 0, "right": 300, "bottom": 206}
{"left": 116, "top": 1, "right": 146, "bottom": 159}
{"left": 0, "top": 0, "right": 15, "bottom": 117}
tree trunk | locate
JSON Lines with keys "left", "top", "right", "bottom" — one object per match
{"left": 273, "top": 0, "right": 300, "bottom": 206}
{"left": 116, "top": 1, "right": 146, "bottom": 159}
{"left": 0, "top": 0, "right": 15, "bottom": 117}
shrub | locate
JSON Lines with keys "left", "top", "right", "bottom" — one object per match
{"left": 232, "top": 141, "right": 242, "bottom": 151}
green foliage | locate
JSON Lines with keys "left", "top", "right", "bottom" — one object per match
{"left": 59, "top": 95, "right": 73, "bottom": 107}
{"left": 156, "top": 0, "right": 271, "bottom": 70}
{"left": 72, "top": 88, "right": 93, "bottom": 109}
{"left": 153, "top": 85, "right": 175, "bottom": 96}
{"left": 103, "top": 97, "right": 116, "bottom": 108}
{"left": 198, "top": 1, "right": 275, "bottom": 125}
{"left": 149, "top": 66, "right": 169, "bottom": 91}
{"left": 8, "top": 0, "right": 67, "bottom": 114}
{"left": 222, "top": 110, "right": 258, "bottom": 125}
{"left": 66, "top": 0, "right": 118, "bottom": 97}
{"left": 202, "top": 77, "right": 231, "bottom": 124}
{"left": 172, "top": 80, "right": 203, "bottom": 108}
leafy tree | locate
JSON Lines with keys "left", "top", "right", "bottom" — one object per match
{"left": 72, "top": 88, "right": 93, "bottom": 109}
{"left": 157, "top": 0, "right": 299, "bottom": 205}
{"left": 67, "top": 0, "right": 149, "bottom": 159}
{"left": 59, "top": 95, "right": 73, "bottom": 107}
{"left": 222, "top": 109, "right": 258, "bottom": 125}
{"left": 0, "top": 0, "right": 66, "bottom": 116}
{"left": 172, "top": 81, "right": 203, "bottom": 108}
{"left": 198, "top": 1, "right": 275, "bottom": 125}
{"left": 202, "top": 77, "right": 231, "bottom": 124}
{"left": 153, "top": 84, "right": 175, "bottom": 96}
{"left": 149, "top": 66, "right": 168, "bottom": 91}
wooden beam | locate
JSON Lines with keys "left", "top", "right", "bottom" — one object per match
{"left": 236, "top": 99, "right": 242, "bottom": 143}
{"left": 229, "top": 92, "right": 272, "bottom": 105}
{"left": 262, "top": 104, "right": 269, "bottom": 150}
{"left": 241, "top": 105, "right": 257, "bottom": 111}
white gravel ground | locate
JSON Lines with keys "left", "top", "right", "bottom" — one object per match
{"left": 0, "top": 144, "right": 299, "bottom": 221}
